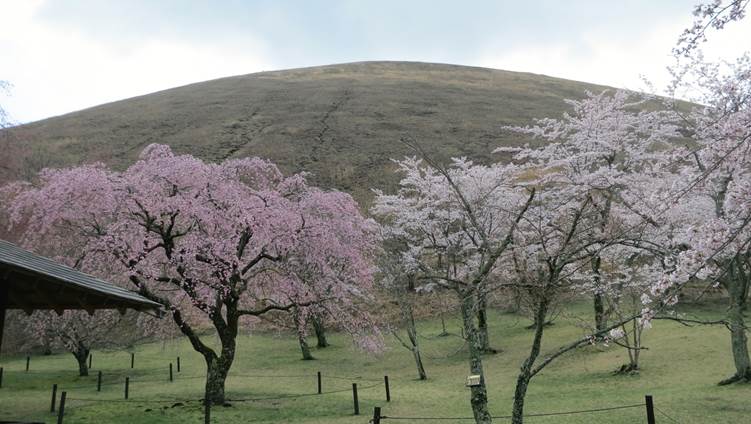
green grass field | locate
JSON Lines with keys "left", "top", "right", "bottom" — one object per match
{"left": 1, "top": 301, "right": 748, "bottom": 423}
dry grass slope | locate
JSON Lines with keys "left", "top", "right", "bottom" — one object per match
{"left": 5, "top": 61, "right": 608, "bottom": 204}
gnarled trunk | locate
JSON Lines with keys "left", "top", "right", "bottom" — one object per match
{"left": 298, "top": 332, "right": 315, "bottom": 360}
{"left": 294, "top": 308, "right": 315, "bottom": 360}
{"left": 176, "top": 304, "right": 238, "bottom": 406}
{"left": 461, "top": 294, "right": 492, "bottom": 424}
{"left": 73, "top": 343, "right": 90, "bottom": 377}
{"left": 312, "top": 315, "right": 329, "bottom": 348}
{"left": 204, "top": 325, "right": 237, "bottom": 405}
{"left": 205, "top": 354, "right": 232, "bottom": 404}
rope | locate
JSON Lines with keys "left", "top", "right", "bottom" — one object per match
{"left": 655, "top": 406, "right": 682, "bottom": 423}
{"left": 381, "top": 415, "right": 475, "bottom": 420}
{"left": 64, "top": 381, "right": 381, "bottom": 405}
{"left": 325, "top": 374, "right": 382, "bottom": 382}
{"left": 231, "top": 373, "right": 319, "bottom": 379}
{"left": 48, "top": 373, "right": 205, "bottom": 391}
{"left": 422, "top": 340, "right": 468, "bottom": 360}
{"left": 521, "top": 403, "right": 645, "bottom": 418}
{"left": 228, "top": 382, "right": 381, "bottom": 402}
{"left": 66, "top": 396, "right": 201, "bottom": 403}
{"left": 381, "top": 403, "right": 646, "bottom": 420}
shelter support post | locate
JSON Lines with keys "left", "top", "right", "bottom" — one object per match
{"left": 0, "top": 282, "right": 8, "bottom": 354}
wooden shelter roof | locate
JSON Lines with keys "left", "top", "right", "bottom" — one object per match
{"left": 0, "top": 239, "right": 162, "bottom": 315}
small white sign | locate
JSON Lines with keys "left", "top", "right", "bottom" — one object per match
{"left": 466, "top": 374, "right": 481, "bottom": 387}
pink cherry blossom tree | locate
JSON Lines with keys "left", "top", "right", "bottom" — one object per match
{"left": 26, "top": 310, "right": 127, "bottom": 376}
{"left": 595, "top": 246, "right": 662, "bottom": 373}
{"left": 674, "top": 0, "right": 748, "bottom": 57}
{"left": 490, "top": 89, "right": 680, "bottom": 423}
{"left": 4, "top": 144, "right": 381, "bottom": 404}
{"left": 373, "top": 149, "right": 535, "bottom": 424}
{"left": 377, "top": 239, "right": 429, "bottom": 380}
{"left": 501, "top": 89, "right": 679, "bottom": 337}
{"left": 657, "top": 54, "right": 751, "bottom": 384}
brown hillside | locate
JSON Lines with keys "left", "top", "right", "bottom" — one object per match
{"left": 5, "top": 61, "right": 608, "bottom": 203}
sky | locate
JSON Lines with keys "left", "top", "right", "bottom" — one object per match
{"left": 1, "top": 0, "right": 749, "bottom": 124}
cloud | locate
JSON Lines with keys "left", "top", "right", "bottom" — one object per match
{"left": 473, "top": 16, "right": 751, "bottom": 96}
{"left": 0, "top": 0, "right": 275, "bottom": 123}
{"left": 1, "top": 0, "right": 749, "bottom": 123}
{"left": 474, "top": 22, "right": 681, "bottom": 92}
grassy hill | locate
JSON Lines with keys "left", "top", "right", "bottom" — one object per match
{"left": 0, "top": 301, "right": 747, "bottom": 423}
{"left": 4, "top": 61, "right": 607, "bottom": 203}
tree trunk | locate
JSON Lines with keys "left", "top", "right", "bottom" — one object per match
{"left": 512, "top": 297, "right": 548, "bottom": 424}
{"left": 476, "top": 292, "right": 496, "bottom": 354}
{"left": 298, "top": 331, "right": 315, "bottom": 360}
{"left": 404, "top": 303, "right": 427, "bottom": 380}
{"left": 312, "top": 315, "right": 329, "bottom": 348}
{"left": 144, "top": 279, "right": 238, "bottom": 406}
{"left": 204, "top": 311, "right": 238, "bottom": 405}
{"left": 73, "top": 344, "right": 90, "bottom": 377}
{"left": 294, "top": 308, "right": 315, "bottom": 360}
{"left": 461, "top": 293, "right": 492, "bottom": 424}
{"left": 631, "top": 318, "right": 641, "bottom": 371}
{"left": 512, "top": 373, "right": 531, "bottom": 424}
{"left": 440, "top": 312, "right": 449, "bottom": 337}
{"left": 592, "top": 256, "right": 607, "bottom": 336}
{"left": 593, "top": 293, "right": 606, "bottom": 333}
{"left": 719, "top": 275, "right": 751, "bottom": 385}
{"left": 615, "top": 319, "right": 640, "bottom": 374}
{"left": 412, "top": 346, "right": 428, "bottom": 380}
{"left": 205, "top": 355, "right": 231, "bottom": 405}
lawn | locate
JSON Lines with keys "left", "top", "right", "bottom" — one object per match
{"left": 0, "top": 301, "right": 748, "bottom": 423}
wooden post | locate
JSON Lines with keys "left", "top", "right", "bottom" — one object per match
{"left": 88, "top": 353, "right": 92, "bottom": 369}
{"left": 130, "top": 353, "right": 134, "bottom": 369}
{"left": 56, "top": 391, "right": 66, "bottom": 424}
{"left": 97, "top": 371, "right": 102, "bottom": 392}
{"left": 384, "top": 375, "right": 390, "bottom": 402}
{"left": 352, "top": 383, "right": 359, "bottom": 415}
{"left": 50, "top": 383, "right": 58, "bottom": 412}
{"left": 169, "top": 363, "right": 173, "bottom": 382}
{"left": 0, "top": 366, "right": 3, "bottom": 388}
{"left": 372, "top": 406, "right": 381, "bottom": 424}
{"left": 177, "top": 356, "right": 181, "bottom": 373}
{"left": 204, "top": 398, "right": 211, "bottom": 424}
{"left": 0, "top": 284, "right": 7, "bottom": 355}
{"left": 317, "top": 371, "right": 322, "bottom": 394}
{"left": 124, "top": 376, "right": 129, "bottom": 400}
{"left": 26, "top": 355, "right": 30, "bottom": 372}
{"left": 645, "top": 395, "right": 656, "bottom": 424}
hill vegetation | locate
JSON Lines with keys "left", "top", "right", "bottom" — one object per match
{"left": 3, "top": 61, "right": 608, "bottom": 203}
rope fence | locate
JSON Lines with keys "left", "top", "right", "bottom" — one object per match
{"left": 370, "top": 395, "right": 679, "bottom": 424}
{"left": 2, "top": 365, "right": 393, "bottom": 424}
{"left": 375, "top": 403, "right": 645, "bottom": 420}
{"left": 2, "top": 355, "right": 686, "bottom": 424}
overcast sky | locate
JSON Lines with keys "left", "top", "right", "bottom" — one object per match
{"left": 1, "top": 0, "right": 749, "bottom": 124}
